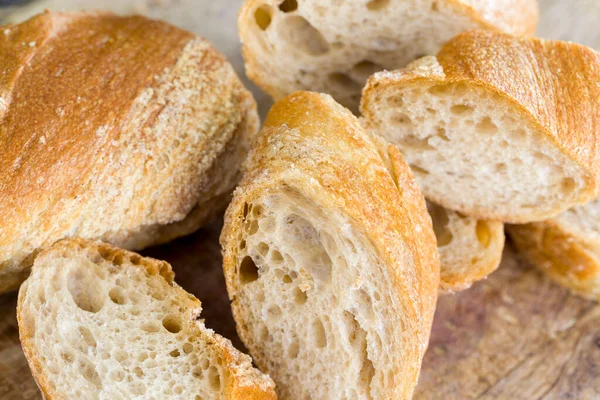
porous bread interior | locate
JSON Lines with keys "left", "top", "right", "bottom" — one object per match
{"left": 370, "top": 81, "right": 587, "bottom": 221}
{"left": 234, "top": 188, "right": 403, "bottom": 399}
{"left": 19, "top": 244, "right": 248, "bottom": 400}
{"left": 427, "top": 201, "right": 502, "bottom": 289}
{"left": 244, "top": 0, "right": 480, "bottom": 111}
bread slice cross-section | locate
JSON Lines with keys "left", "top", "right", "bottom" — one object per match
{"left": 221, "top": 91, "right": 440, "bottom": 399}
{"left": 362, "top": 30, "right": 600, "bottom": 223}
{"left": 508, "top": 198, "right": 600, "bottom": 301}
{"left": 17, "top": 239, "right": 276, "bottom": 400}
{"left": 238, "top": 0, "right": 538, "bottom": 112}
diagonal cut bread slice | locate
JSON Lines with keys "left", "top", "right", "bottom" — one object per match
{"left": 507, "top": 198, "right": 600, "bottom": 301}
{"left": 362, "top": 30, "right": 600, "bottom": 224}
{"left": 238, "top": 0, "right": 538, "bottom": 112}
{"left": 17, "top": 239, "right": 276, "bottom": 400}
{"left": 220, "top": 91, "right": 440, "bottom": 399}
{"left": 368, "top": 132, "right": 505, "bottom": 292}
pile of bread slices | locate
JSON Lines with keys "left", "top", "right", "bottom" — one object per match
{"left": 3, "top": 0, "right": 600, "bottom": 398}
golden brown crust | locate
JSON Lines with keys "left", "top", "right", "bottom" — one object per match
{"left": 0, "top": 11, "right": 258, "bottom": 292}
{"left": 17, "top": 238, "right": 276, "bottom": 399}
{"left": 221, "top": 91, "right": 439, "bottom": 398}
{"left": 362, "top": 30, "right": 600, "bottom": 222}
{"left": 507, "top": 221, "right": 600, "bottom": 301}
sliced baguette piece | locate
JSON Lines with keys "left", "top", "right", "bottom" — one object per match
{"left": 238, "top": 0, "right": 538, "bottom": 112}
{"left": 507, "top": 199, "right": 600, "bottom": 300}
{"left": 17, "top": 238, "right": 276, "bottom": 400}
{"left": 0, "top": 11, "right": 258, "bottom": 294}
{"left": 368, "top": 131, "right": 505, "bottom": 291}
{"left": 362, "top": 30, "right": 600, "bottom": 224}
{"left": 428, "top": 202, "right": 504, "bottom": 291}
{"left": 221, "top": 91, "right": 440, "bottom": 399}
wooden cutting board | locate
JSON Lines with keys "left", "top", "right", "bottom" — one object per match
{"left": 1, "top": 1, "right": 600, "bottom": 399}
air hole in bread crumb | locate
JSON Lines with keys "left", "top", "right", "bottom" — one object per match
{"left": 280, "top": 16, "right": 330, "bottom": 56}
{"left": 410, "top": 164, "right": 430, "bottom": 176}
{"left": 476, "top": 117, "right": 498, "bottom": 134}
{"left": 392, "top": 112, "right": 412, "bottom": 126}
{"left": 279, "top": 0, "right": 298, "bottom": 12}
{"left": 247, "top": 220, "right": 259, "bottom": 235}
{"left": 450, "top": 104, "right": 474, "bottom": 115}
{"left": 258, "top": 242, "right": 270, "bottom": 257}
{"left": 328, "top": 72, "right": 362, "bottom": 91}
{"left": 80, "top": 359, "right": 102, "bottom": 388}
{"left": 387, "top": 96, "right": 404, "bottom": 107}
{"left": 183, "top": 343, "right": 194, "bottom": 354}
{"left": 436, "top": 128, "right": 450, "bottom": 142}
{"left": 110, "top": 369, "right": 125, "bottom": 382}
{"left": 208, "top": 366, "right": 221, "bottom": 391}
{"left": 254, "top": 6, "right": 272, "bottom": 30}
{"left": 267, "top": 305, "right": 283, "bottom": 320}
{"left": 312, "top": 319, "right": 327, "bottom": 348}
{"left": 243, "top": 203, "right": 249, "bottom": 218}
{"left": 476, "top": 221, "right": 491, "bottom": 248}
{"left": 367, "top": 0, "right": 390, "bottom": 10}
{"left": 68, "top": 267, "right": 105, "bottom": 313}
{"left": 134, "top": 366, "right": 144, "bottom": 377}
{"left": 496, "top": 163, "right": 507, "bottom": 173}
{"left": 282, "top": 274, "right": 293, "bottom": 283}
{"left": 270, "top": 250, "right": 284, "bottom": 264}
{"left": 113, "top": 254, "right": 125, "bottom": 265}
{"left": 288, "top": 338, "right": 300, "bottom": 358}
{"left": 162, "top": 315, "right": 183, "bottom": 334}
{"left": 562, "top": 177, "right": 576, "bottom": 193}
{"left": 192, "top": 366, "right": 204, "bottom": 380}
{"left": 351, "top": 60, "right": 383, "bottom": 79}
{"left": 79, "top": 326, "right": 97, "bottom": 348}
{"left": 431, "top": 1, "right": 439, "bottom": 11}
{"left": 169, "top": 349, "right": 181, "bottom": 357}
{"left": 428, "top": 204, "right": 453, "bottom": 247}
{"left": 293, "top": 287, "right": 308, "bottom": 305}
{"left": 109, "top": 287, "right": 126, "bottom": 305}
{"left": 240, "top": 256, "right": 259, "bottom": 284}
{"left": 60, "top": 350, "right": 75, "bottom": 363}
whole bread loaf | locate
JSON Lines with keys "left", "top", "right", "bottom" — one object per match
{"left": 18, "top": 238, "right": 276, "bottom": 399}
{"left": 221, "top": 91, "right": 439, "bottom": 399}
{"left": 238, "top": 0, "right": 538, "bottom": 112}
{"left": 362, "top": 30, "right": 600, "bottom": 223}
{"left": 0, "top": 11, "right": 258, "bottom": 293}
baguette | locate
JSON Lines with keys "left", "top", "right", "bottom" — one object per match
{"left": 362, "top": 30, "right": 600, "bottom": 223}
{"left": 0, "top": 11, "right": 258, "bottom": 293}
{"left": 17, "top": 238, "right": 276, "bottom": 399}
{"left": 508, "top": 199, "right": 600, "bottom": 300}
{"left": 238, "top": 0, "right": 538, "bottom": 112}
{"left": 221, "top": 91, "right": 439, "bottom": 399}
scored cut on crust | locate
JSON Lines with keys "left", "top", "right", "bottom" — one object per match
{"left": 238, "top": 0, "right": 538, "bottom": 112}
{"left": 17, "top": 238, "right": 276, "bottom": 400}
{"left": 362, "top": 30, "right": 600, "bottom": 224}
{"left": 508, "top": 198, "right": 600, "bottom": 301}
{"left": 221, "top": 91, "right": 439, "bottom": 399}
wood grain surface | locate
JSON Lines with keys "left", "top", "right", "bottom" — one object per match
{"left": 1, "top": 1, "right": 599, "bottom": 399}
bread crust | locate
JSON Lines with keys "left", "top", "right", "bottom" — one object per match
{"left": 17, "top": 238, "right": 276, "bottom": 399}
{"left": 221, "top": 91, "right": 439, "bottom": 398}
{"left": 238, "top": 0, "right": 538, "bottom": 111}
{"left": 0, "top": 11, "right": 258, "bottom": 293}
{"left": 362, "top": 30, "right": 600, "bottom": 222}
{"left": 508, "top": 215, "right": 600, "bottom": 301}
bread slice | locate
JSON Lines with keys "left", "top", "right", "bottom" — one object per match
{"left": 238, "top": 0, "right": 538, "bottom": 112}
{"left": 17, "top": 238, "right": 276, "bottom": 400}
{"left": 0, "top": 11, "right": 258, "bottom": 293}
{"left": 507, "top": 198, "right": 600, "bottom": 300}
{"left": 362, "top": 30, "right": 600, "bottom": 224}
{"left": 368, "top": 131, "right": 505, "bottom": 291}
{"left": 221, "top": 91, "right": 439, "bottom": 399}
{"left": 428, "top": 202, "right": 504, "bottom": 291}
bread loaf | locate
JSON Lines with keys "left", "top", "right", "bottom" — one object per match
{"left": 0, "top": 11, "right": 258, "bottom": 293}
{"left": 508, "top": 199, "right": 600, "bottom": 300}
{"left": 362, "top": 30, "right": 600, "bottom": 223}
{"left": 238, "top": 0, "right": 538, "bottom": 112}
{"left": 221, "top": 91, "right": 439, "bottom": 399}
{"left": 17, "top": 238, "right": 276, "bottom": 399}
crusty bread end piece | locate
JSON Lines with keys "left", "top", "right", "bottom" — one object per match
{"left": 221, "top": 92, "right": 439, "bottom": 399}
{"left": 18, "top": 239, "right": 276, "bottom": 400}
{"left": 239, "top": 0, "right": 538, "bottom": 112}
{"left": 0, "top": 11, "right": 259, "bottom": 294}
{"left": 362, "top": 30, "right": 600, "bottom": 223}
{"left": 508, "top": 199, "right": 600, "bottom": 301}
